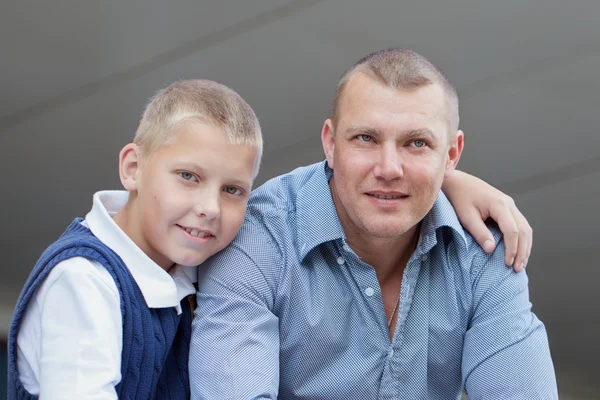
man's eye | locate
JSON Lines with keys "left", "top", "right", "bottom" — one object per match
{"left": 410, "top": 140, "right": 427, "bottom": 148}
{"left": 357, "top": 134, "right": 373, "bottom": 142}
{"left": 224, "top": 186, "right": 242, "bottom": 195}
{"left": 179, "top": 172, "right": 197, "bottom": 181}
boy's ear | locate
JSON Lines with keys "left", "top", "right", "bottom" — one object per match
{"left": 119, "top": 143, "right": 143, "bottom": 191}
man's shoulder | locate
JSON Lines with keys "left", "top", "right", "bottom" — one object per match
{"left": 455, "top": 222, "right": 524, "bottom": 298}
{"left": 463, "top": 221, "right": 505, "bottom": 270}
{"left": 213, "top": 162, "right": 327, "bottom": 269}
{"left": 433, "top": 222, "right": 521, "bottom": 313}
{"left": 239, "top": 161, "right": 326, "bottom": 237}
{"left": 435, "top": 218, "right": 505, "bottom": 278}
{"left": 247, "top": 161, "right": 325, "bottom": 216}
{"left": 425, "top": 194, "right": 503, "bottom": 275}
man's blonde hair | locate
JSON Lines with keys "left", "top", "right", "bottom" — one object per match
{"left": 134, "top": 79, "right": 263, "bottom": 178}
{"left": 331, "top": 48, "right": 459, "bottom": 132}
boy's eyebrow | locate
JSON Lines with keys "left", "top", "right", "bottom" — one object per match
{"left": 175, "top": 162, "right": 204, "bottom": 174}
{"left": 176, "top": 162, "right": 252, "bottom": 189}
{"left": 225, "top": 177, "right": 253, "bottom": 189}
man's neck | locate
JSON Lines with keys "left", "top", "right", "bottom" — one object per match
{"left": 328, "top": 177, "right": 420, "bottom": 283}
{"left": 346, "top": 224, "right": 420, "bottom": 284}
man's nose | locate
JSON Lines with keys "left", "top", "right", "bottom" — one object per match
{"left": 373, "top": 145, "right": 403, "bottom": 181}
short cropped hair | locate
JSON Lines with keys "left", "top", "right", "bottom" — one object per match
{"left": 134, "top": 79, "right": 263, "bottom": 178}
{"left": 331, "top": 48, "right": 459, "bottom": 132}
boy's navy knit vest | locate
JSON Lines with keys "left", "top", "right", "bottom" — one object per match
{"left": 8, "top": 218, "right": 192, "bottom": 399}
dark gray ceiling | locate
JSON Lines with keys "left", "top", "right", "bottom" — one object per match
{"left": 1, "top": 1, "right": 599, "bottom": 396}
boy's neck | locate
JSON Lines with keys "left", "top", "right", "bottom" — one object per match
{"left": 113, "top": 197, "right": 175, "bottom": 272}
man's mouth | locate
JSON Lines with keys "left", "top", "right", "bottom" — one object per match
{"left": 368, "top": 193, "right": 408, "bottom": 200}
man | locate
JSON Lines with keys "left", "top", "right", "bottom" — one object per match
{"left": 190, "top": 49, "right": 557, "bottom": 399}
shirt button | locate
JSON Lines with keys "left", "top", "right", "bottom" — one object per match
{"left": 337, "top": 257, "right": 345, "bottom": 265}
{"left": 388, "top": 348, "right": 394, "bottom": 357}
{"left": 421, "top": 254, "right": 428, "bottom": 261}
{"left": 364, "top": 287, "right": 375, "bottom": 297}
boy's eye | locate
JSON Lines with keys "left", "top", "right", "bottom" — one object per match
{"left": 357, "top": 134, "right": 373, "bottom": 142}
{"left": 410, "top": 140, "right": 427, "bottom": 148}
{"left": 224, "top": 186, "right": 242, "bottom": 195}
{"left": 179, "top": 172, "right": 198, "bottom": 181}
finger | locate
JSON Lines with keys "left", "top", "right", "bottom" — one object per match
{"left": 457, "top": 208, "right": 496, "bottom": 253}
{"left": 511, "top": 206, "right": 532, "bottom": 272}
{"left": 488, "top": 199, "right": 519, "bottom": 267}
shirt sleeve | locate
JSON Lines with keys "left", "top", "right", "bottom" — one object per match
{"left": 462, "top": 239, "right": 558, "bottom": 399}
{"left": 190, "top": 238, "right": 280, "bottom": 400}
{"left": 35, "top": 257, "right": 122, "bottom": 399}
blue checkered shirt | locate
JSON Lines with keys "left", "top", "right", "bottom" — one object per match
{"left": 190, "top": 161, "right": 557, "bottom": 399}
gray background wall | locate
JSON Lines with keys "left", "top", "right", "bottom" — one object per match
{"left": 1, "top": 1, "right": 599, "bottom": 398}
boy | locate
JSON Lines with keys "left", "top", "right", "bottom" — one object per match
{"left": 8, "top": 79, "right": 262, "bottom": 399}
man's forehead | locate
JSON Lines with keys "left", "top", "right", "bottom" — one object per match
{"left": 338, "top": 73, "right": 452, "bottom": 130}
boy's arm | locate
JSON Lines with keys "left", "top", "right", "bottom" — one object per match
{"left": 461, "top": 239, "right": 558, "bottom": 399}
{"left": 29, "top": 258, "right": 122, "bottom": 399}
{"left": 190, "top": 243, "right": 279, "bottom": 400}
{"left": 443, "top": 170, "right": 532, "bottom": 272}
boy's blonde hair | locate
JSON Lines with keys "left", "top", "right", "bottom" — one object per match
{"left": 332, "top": 48, "right": 459, "bottom": 133}
{"left": 134, "top": 79, "right": 263, "bottom": 178}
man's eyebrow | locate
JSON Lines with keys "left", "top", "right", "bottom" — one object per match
{"left": 406, "top": 128, "right": 435, "bottom": 139}
{"left": 346, "top": 127, "right": 436, "bottom": 140}
{"left": 346, "top": 126, "right": 380, "bottom": 136}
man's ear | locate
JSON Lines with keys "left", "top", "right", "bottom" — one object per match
{"left": 321, "top": 119, "right": 336, "bottom": 169}
{"left": 445, "top": 130, "right": 464, "bottom": 178}
{"left": 118, "top": 143, "right": 143, "bottom": 191}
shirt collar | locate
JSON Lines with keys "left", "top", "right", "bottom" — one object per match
{"left": 418, "top": 191, "right": 469, "bottom": 255}
{"left": 84, "top": 190, "right": 197, "bottom": 313}
{"left": 297, "top": 162, "right": 346, "bottom": 261}
{"left": 296, "top": 161, "right": 467, "bottom": 261}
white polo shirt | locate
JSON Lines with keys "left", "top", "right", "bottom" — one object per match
{"left": 16, "top": 191, "right": 198, "bottom": 400}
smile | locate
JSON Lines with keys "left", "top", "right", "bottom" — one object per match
{"left": 177, "top": 225, "right": 215, "bottom": 239}
{"left": 369, "top": 194, "right": 407, "bottom": 199}
{"left": 365, "top": 192, "right": 409, "bottom": 208}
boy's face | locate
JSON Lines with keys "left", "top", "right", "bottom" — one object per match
{"left": 121, "top": 122, "right": 257, "bottom": 269}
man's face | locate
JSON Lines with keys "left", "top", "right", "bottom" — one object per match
{"left": 321, "top": 73, "right": 463, "bottom": 241}
{"left": 128, "top": 122, "right": 257, "bottom": 269}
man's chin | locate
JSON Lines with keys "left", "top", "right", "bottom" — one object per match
{"left": 364, "top": 224, "right": 413, "bottom": 239}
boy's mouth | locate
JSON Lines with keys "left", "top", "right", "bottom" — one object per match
{"left": 177, "top": 225, "right": 215, "bottom": 239}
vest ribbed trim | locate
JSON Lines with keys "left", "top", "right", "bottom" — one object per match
{"left": 8, "top": 218, "right": 191, "bottom": 399}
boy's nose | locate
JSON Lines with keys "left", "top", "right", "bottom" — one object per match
{"left": 194, "top": 196, "right": 220, "bottom": 220}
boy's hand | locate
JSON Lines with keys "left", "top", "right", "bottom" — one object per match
{"left": 443, "top": 170, "right": 532, "bottom": 272}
